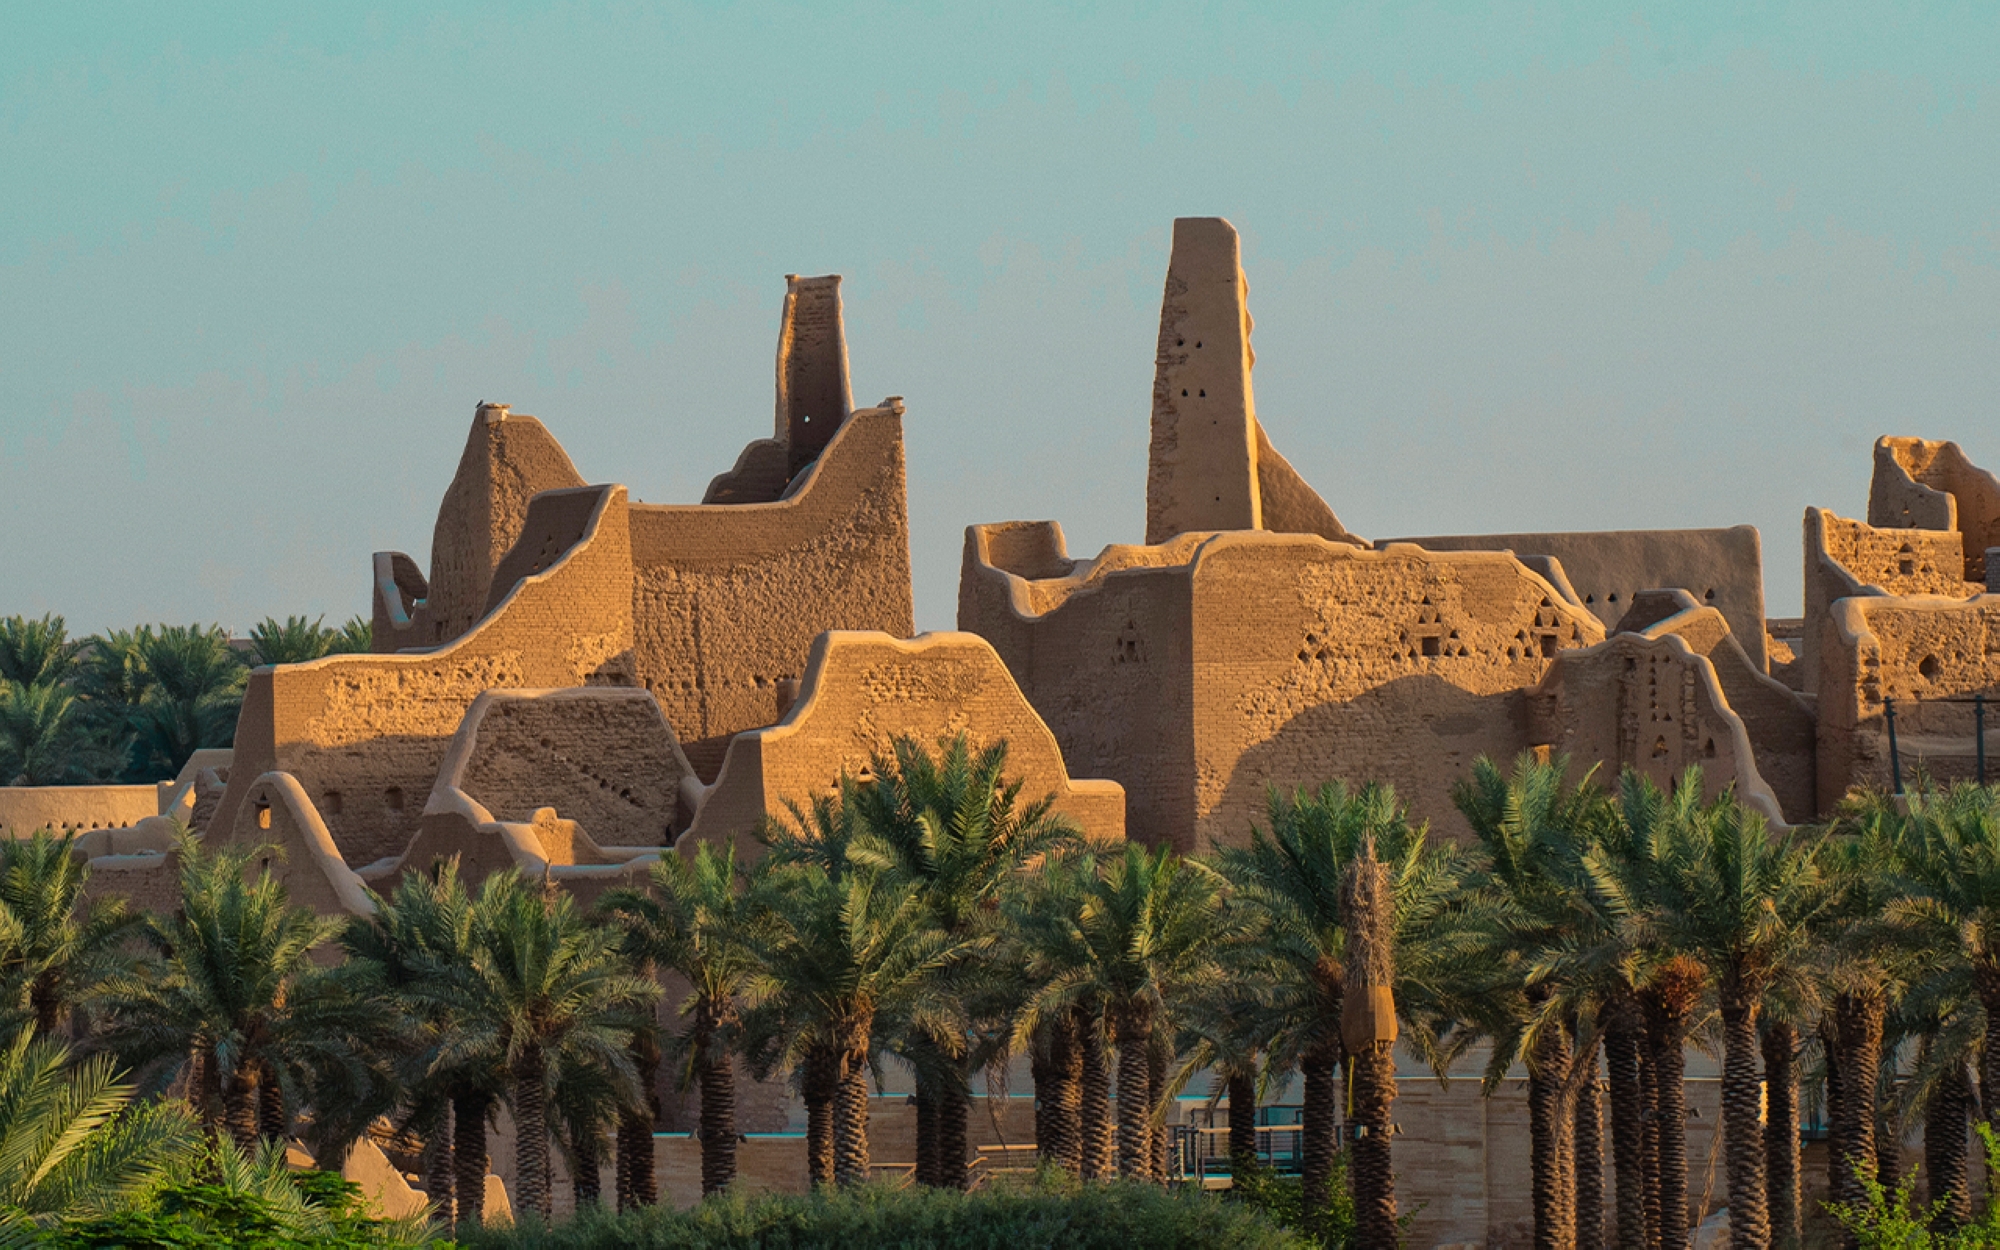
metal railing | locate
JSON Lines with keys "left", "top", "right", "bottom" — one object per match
{"left": 1168, "top": 1107, "right": 1307, "bottom": 1183}
{"left": 1882, "top": 694, "right": 1990, "bottom": 793}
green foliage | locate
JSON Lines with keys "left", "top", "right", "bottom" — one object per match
{"left": 1827, "top": 1126, "right": 2000, "bottom": 1247}
{"left": 0, "top": 1032, "right": 198, "bottom": 1239}
{"left": 90, "top": 839, "right": 374, "bottom": 1142}
{"left": 1230, "top": 1155, "right": 1357, "bottom": 1248}
{"left": 0, "top": 615, "right": 80, "bottom": 690}
{"left": 458, "top": 1170, "right": 1305, "bottom": 1249}
{"left": 40, "top": 1138, "right": 439, "bottom": 1248}
{"left": 249, "top": 615, "right": 373, "bottom": 666}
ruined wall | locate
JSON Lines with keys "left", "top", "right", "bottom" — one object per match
{"left": 373, "top": 404, "right": 587, "bottom": 652}
{"left": 218, "top": 485, "right": 636, "bottom": 867}
{"left": 964, "top": 528, "right": 1605, "bottom": 852}
{"left": 1530, "top": 593, "right": 1803, "bottom": 825}
{"left": 1146, "top": 218, "right": 1262, "bottom": 543}
{"left": 0, "top": 786, "right": 161, "bottom": 837}
{"left": 1390, "top": 527, "right": 1770, "bottom": 671}
{"left": 959, "top": 526, "right": 1202, "bottom": 852}
{"left": 1800, "top": 509, "right": 1977, "bottom": 694}
{"left": 451, "top": 687, "right": 697, "bottom": 846}
{"left": 1254, "top": 423, "right": 1364, "bottom": 546}
{"left": 1190, "top": 537, "right": 1604, "bottom": 850}
{"left": 703, "top": 275, "right": 854, "bottom": 504}
{"left": 1816, "top": 594, "right": 2000, "bottom": 810}
{"left": 677, "top": 631, "right": 1125, "bottom": 865}
{"left": 221, "top": 772, "right": 377, "bottom": 916}
{"left": 1870, "top": 436, "right": 2000, "bottom": 582}
{"left": 631, "top": 405, "right": 914, "bottom": 781}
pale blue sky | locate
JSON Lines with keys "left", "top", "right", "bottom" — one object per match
{"left": 4, "top": 3, "right": 1997, "bottom": 633}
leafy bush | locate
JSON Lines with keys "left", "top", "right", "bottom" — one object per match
{"left": 1230, "top": 1156, "right": 1357, "bottom": 1248}
{"left": 39, "top": 1140, "right": 438, "bottom": 1249}
{"left": 460, "top": 1170, "right": 1306, "bottom": 1249}
{"left": 1827, "top": 1124, "right": 2000, "bottom": 1248}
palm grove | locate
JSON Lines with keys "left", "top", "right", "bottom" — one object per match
{"left": 2, "top": 655, "right": 2000, "bottom": 1245}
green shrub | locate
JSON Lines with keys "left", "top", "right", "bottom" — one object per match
{"left": 1230, "top": 1156, "right": 1357, "bottom": 1248}
{"left": 460, "top": 1170, "right": 1306, "bottom": 1249}
{"left": 39, "top": 1140, "right": 439, "bottom": 1249}
{"left": 1827, "top": 1124, "right": 2000, "bottom": 1248}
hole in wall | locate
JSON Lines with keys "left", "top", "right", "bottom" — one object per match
{"left": 255, "top": 802, "right": 271, "bottom": 831}
{"left": 1539, "top": 635, "right": 1559, "bottom": 659}
{"left": 1919, "top": 655, "right": 1940, "bottom": 681}
{"left": 1704, "top": 588, "right": 1715, "bottom": 601}
{"left": 1703, "top": 738, "right": 1717, "bottom": 759}
{"left": 385, "top": 787, "right": 405, "bottom": 812}
{"left": 1653, "top": 736, "right": 1670, "bottom": 759}
{"left": 324, "top": 791, "right": 343, "bottom": 816}
{"left": 1421, "top": 636, "right": 1441, "bottom": 658}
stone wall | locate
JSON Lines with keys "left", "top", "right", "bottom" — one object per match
{"left": 630, "top": 404, "right": 913, "bottom": 781}
{"left": 963, "top": 526, "right": 1606, "bottom": 851}
{"left": 1393, "top": 526, "right": 1770, "bottom": 671}
{"left": 677, "top": 630, "right": 1124, "bottom": 864}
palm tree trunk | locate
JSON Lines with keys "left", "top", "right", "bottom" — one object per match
{"left": 453, "top": 1092, "right": 489, "bottom": 1227}
{"left": 1147, "top": 1032, "right": 1171, "bottom": 1183}
{"left": 940, "top": 1066, "right": 970, "bottom": 1191}
{"left": 832, "top": 1020, "right": 873, "bottom": 1187}
{"left": 700, "top": 1053, "right": 737, "bottom": 1195}
{"left": 1830, "top": 990, "right": 1883, "bottom": 1216}
{"left": 1114, "top": 1007, "right": 1152, "bottom": 1180}
{"left": 224, "top": 1060, "right": 258, "bottom": 1151}
{"left": 571, "top": 1122, "right": 602, "bottom": 1209}
{"left": 619, "top": 1030, "right": 660, "bottom": 1210}
{"left": 1227, "top": 1066, "right": 1258, "bottom": 1175}
{"left": 1039, "top": 1016, "right": 1083, "bottom": 1175}
{"left": 1343, "top": 843, "right": 1398, "bottom": 1249}
{"left": 423, "top": 1106, "right": 455, "bottom": 1231}
{"left": 1079, "top": 1007, "right": 1113, "bottom": 1180}
{"left": 257, "top": 1062, "right": 286, "bottom": 1143}
{"left": 616, "top": 1109, "right": 652, "bottom": 1210}
{"left": 1529, "top": 1016, "right": 1576, "bottom": 1250}
{"left": 1350, "top": 1039, "right": 1398, "bottom": 1248}
{"left": 1574, "top": 1034, "right": 1603, "bottom": 1250}
{"left": 804, "top": 1044, "right": 837, "bottom": 1188}
{"left": 1720, "top": 999, "right": 1770, "bottom": 1248}
{"left": 1300, "top": 1042, "right": 1339, "bottom": 1217}
{"left": 915, "top": 1077, "right": 939, "bottom": 1186}
{"left": 1924, "top": 1060, "right": 1972, "bottom": 1231}
{"left": 513, "top": 1048, "right": 552, "bottom": 1222}
{"left": 1640, "top": 1043, "right": 1662, "bottom": 1247}
{"left": 1604, "top": 1006, "right": 1648, "bottom": 1249}
{"left": 1645, "top": 984, "right": 1695, "bottom": 1250}
{"left": 1979, "top": 966, "right": 2000, "bottom": 1135}
{"left": 1874, "top": 1041, "right": 1902, "bottom": 1197}
{"left": 1762, "top": 1021, "right": 1801, "bottom": 1249}
{"left": 1031, "top": 1040, "right": 1054, "bottom": 1174}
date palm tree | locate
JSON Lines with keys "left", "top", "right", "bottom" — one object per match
{"left": 1647, "top": 796, "right": 1828, "bottom": 1249}
{"left": 91, "top": 840, "right": 373, "bottom": 1149}
{"left": 0, "top": 829, "right": 140, "bottom": 1038}
{"left": 1013, "top": 844, "right": 1235, "bottom": 1182}
{"left": 0, "top": 613, "right": 80, "bottom": 689}
{"left": 0, "top": 1031, "right": 198, "bottom": 1237}
{"left": 601, "top": 843, "right": 772, "bottom": 1197}
{"left": 1217, "top": 782, "right": 1474, "bottom": 1220}
{"left": 433, "top": 872, "right": 657, "bottom": 1223}
{"left": 1819, "top": 792, "right": 1918, "bottom": 1216}
{"left": 343, "top": 859, "right": 502, "bottom": 1230}
{"left": 1455, "top": 754, "right": 1617, "bottom": 1250}
{"left": 749, "top": 854, "right": 978, "bottom": 1187}
{"left": 835, "top": 733, "right": 1082, "bottom": 1188}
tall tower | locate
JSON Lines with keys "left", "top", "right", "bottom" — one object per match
{"left": 1146, "top": 217, "right": 1262, "bottom": 544}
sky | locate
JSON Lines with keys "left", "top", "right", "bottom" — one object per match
{"left": 3, "top": 3, "right": 1997, "bottom": 634}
